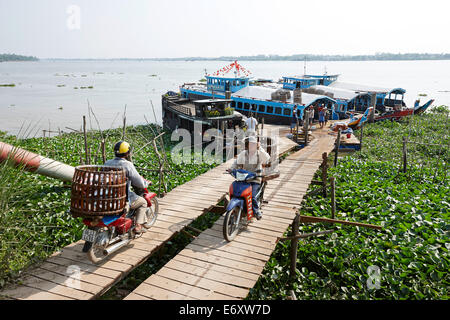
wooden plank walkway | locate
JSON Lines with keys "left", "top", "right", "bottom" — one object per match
{"left": 124, "top": 129, "right": 336, "bottom": 300}
{"left": 0, "top": 126, "right": 297, "bottom": 300}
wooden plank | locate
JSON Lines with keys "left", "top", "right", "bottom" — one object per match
{"left": 179, "top": 248, "right": 264, "bottom": 275}
{"left": 123, "top": 292, "right": 154, "bottom": 300}
{"left": 132, "top": 281, "right": 187, "bottom": 300}
{"left": 156, "top": 268, "right": 249, "bottom": 298}
{"left": 186, "top": 238, "right": 268, "bottom": 262}
{"left": 144, "top": 274, "right": 236, "bottom": 300}
{"left": 46, "top": 256, "right": 122, "bottom": 280}
{"left": 198, "top": 229, "right": 272, "bottom": 256}
{"left": 165, "top": 259, "right": 255, "bottom": 288}
{"left": 10, "top": 275, "right": 93, "bottom": 300}
{"left": 0, "top": 285, "right": 74, "bottom": 300}
{"left": 34, "top": 262, "right": 114, "bottom": 288}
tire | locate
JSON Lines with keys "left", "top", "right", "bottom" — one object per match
{"left": 87, "top": 244, "right": 107, "bottom": 264}
{"left": 145, "top": 197, "right": 159, "bottom": 227}
{"left": 223, "top": 206, "right": 241, "bottom": 242}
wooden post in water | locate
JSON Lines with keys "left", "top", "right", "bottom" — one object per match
{"left": 321, "top": 152, "right": 328, "bottom": 197}
{"left": 289, "top": 213, "right": 301, "bottom": 284}
{"left": 334, "top": 129, "right": 341, "bottom": 167}
{"left": 359, "top": 123, "right": 364, "bottom": 151}
{"left": 331, "top": 177, "right": 336, "bottom": 219}
{"left": 304, "top": 109, "right": 309, "bottom": 146}
{"left": 402, "top": 136, "right": 408, "bottom": 173}
{"left": 369, "top": 93, "right": 376, "bottom": 123}
{"left": 101, "top": 139, "right": 106, "bottom": 164}
{"left": 83, "top": 115, "right": 89, "bottom": 164}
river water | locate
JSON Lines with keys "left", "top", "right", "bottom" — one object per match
{"left": 1, "top": 60, "right": 449, "bottom": 136}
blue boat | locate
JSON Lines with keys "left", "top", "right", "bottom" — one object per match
{"left": 177, "top": 62, "right": 338, "bottom": 125}
{"left": 164, "top": 61, "right": 434, "bottom": 132}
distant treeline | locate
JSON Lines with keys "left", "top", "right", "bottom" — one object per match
{"left": 150, "top": 53, "right": 450, "bottom": 61}
{"left": 46, "top": 52, "right": 450, "bottom": 62}
{"left": 0, "top": 54, "right": 39, "bottom": 62}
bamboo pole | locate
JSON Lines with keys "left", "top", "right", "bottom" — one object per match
{"left": 101, "top": 139, "right": 106, "bottom": 164}
{"left": 304, "top": 109, "right": 309, "bottom": 146}
{"left": 83, "top": 115, "right": 89, "bottom": 164}
{"left": 334, "top": 129, "right": 341, "bottom": 167}
{"left": 331, "top": 177, "right": 336, "bottom": 219}
{"left": 402, "top": 136, "right": 408, "bottom": 173}
{"left": 278, "top": 229, "right": 335, "bottom": 241}
{"left": 299, "top": 215, "right": 382, "bottom": 230}
{"left": 359, "top": 123, "right": 364, "bottom": 151}
{"left": 321, "top": 152, "right": 328, "bottom": 197}
{"left": 289, "top": 213, "right": 301, "bottom": 283}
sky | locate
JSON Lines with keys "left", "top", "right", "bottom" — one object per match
{"left": 1, "top": 0, "right": 449, "bottom": 59}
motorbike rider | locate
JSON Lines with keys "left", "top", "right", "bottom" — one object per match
{"left": 104, "top": 141, "right": 150, "bottom": 234}
{"left": 228, "top": 135, "right": 270, "bottom": 220}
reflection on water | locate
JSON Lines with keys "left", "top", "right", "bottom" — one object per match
{"left": 1, "top": 59, "right": 449, "bottom": 136}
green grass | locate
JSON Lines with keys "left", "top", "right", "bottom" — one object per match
{"left": 248, "top": 111, "right": 449, "bottom": 300}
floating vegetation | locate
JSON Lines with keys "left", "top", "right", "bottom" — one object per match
{"left": 81, "top": 75, "right": 87, "bottom": 77}
{"left": 74, "top": 87, "right": 78, "bottom": 89}
{"left": 199, "top": 78, "right": 207, "bottom": 82}
{"left": 418, "top": 93, "right": 427, "bottom": 96}
{"left": 249, "top": 112, "right": 449, "bottom": 300}
{"left": 149, "top": 74, "right": 157, "bottom": 77}
{"left": 58, "top": 106, "right": 63, "bottom": 110}
{"left": 0, "top": 84, "right": 15, "bottom": 87}
{"left": 56, "top": 84, "right": 66, "bottom": 87}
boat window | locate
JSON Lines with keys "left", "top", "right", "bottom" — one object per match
{"left": 237, "top": 101, "right": 242, "bottom": 109}
{"left": 283, "top": 108, "right": 291, "bottom": 116}
{"left": 244, "top": 103, "right": 250, "bottom": 110}
{"left": 231, "top": 101, "right": 236, "bottom": 108}
{"left": 258, "top": 105, "right": 265, "bottom": 112}
{"left": 266, "top": 106, "right": 273, "bottom": 113}
{"left": 251, "top": 104, "right": 257, "bottom": 111}
{"left": 275, "top": 107, "right": 282, "bottom": 115}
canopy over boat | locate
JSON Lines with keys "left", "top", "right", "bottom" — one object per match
{"left": 232, "top": 85, "right": 336, "bottom": 107}
{"left": 306, "top": 85, "right": 371, "bottom": 101}
{"left": 329, "top": 81, "right": 406, "bottom": 95}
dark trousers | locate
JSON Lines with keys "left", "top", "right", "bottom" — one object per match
{"left": 251, "top": 182, "right": 261, "bottom": 214}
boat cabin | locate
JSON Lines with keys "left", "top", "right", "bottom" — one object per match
{"left": 193, "top": 99, "right": 234, "bottom": 118}
{"left": 282, "top": 74, "right": 339, "bottom": 90}
{"left": 206, "top": 76, "right": 250, "bottom": 93}
{"left": 162, "top": 96, "right": 243, "bottom": 133}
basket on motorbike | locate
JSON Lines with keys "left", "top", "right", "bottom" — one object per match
{"left": 70, "top": 165, "right": 127, "bottom": 218}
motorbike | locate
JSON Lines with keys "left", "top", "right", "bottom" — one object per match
{"left": 80, "top": 186, "right": 159, "bottom": 263}
{"left": 223, "top": 168, "right": 266, "bottom": 242}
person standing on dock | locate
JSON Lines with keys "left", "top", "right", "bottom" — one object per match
{"left": 245, "top": 113, "right": 258, "bottom": 133}
{"left": 319, "top": 107, "right": 325, "bottom": 129}
{"left": 324, "top": 107, "right": 329, "bottom": 126}
{"left": 309, "top": 106, "right": 314, "bottom": 126}
{"left": 290, "top": 105, "right": 299, "bottom": 134}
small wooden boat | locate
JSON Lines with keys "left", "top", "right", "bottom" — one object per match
{"left": 413, "top": 99, "right": 435, "bottom": 115}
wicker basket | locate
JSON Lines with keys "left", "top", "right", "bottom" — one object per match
{"left": 70, "top": 165, "right": 127, "bottom": 217}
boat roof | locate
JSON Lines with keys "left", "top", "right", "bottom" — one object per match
{"left": 193, "top": 99, "right": 233, "bottom": 104}
{"left": 308, "top": 85, "right": 370, "bottom": 101}
{"left": 329, "top": 81, "right": 406, "bottom": 95}
{"left": 283, "top": 74, "right": 339, "bottom": 80}
{"left": 232, "top": 85, "right": 336, "bottom": 107}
